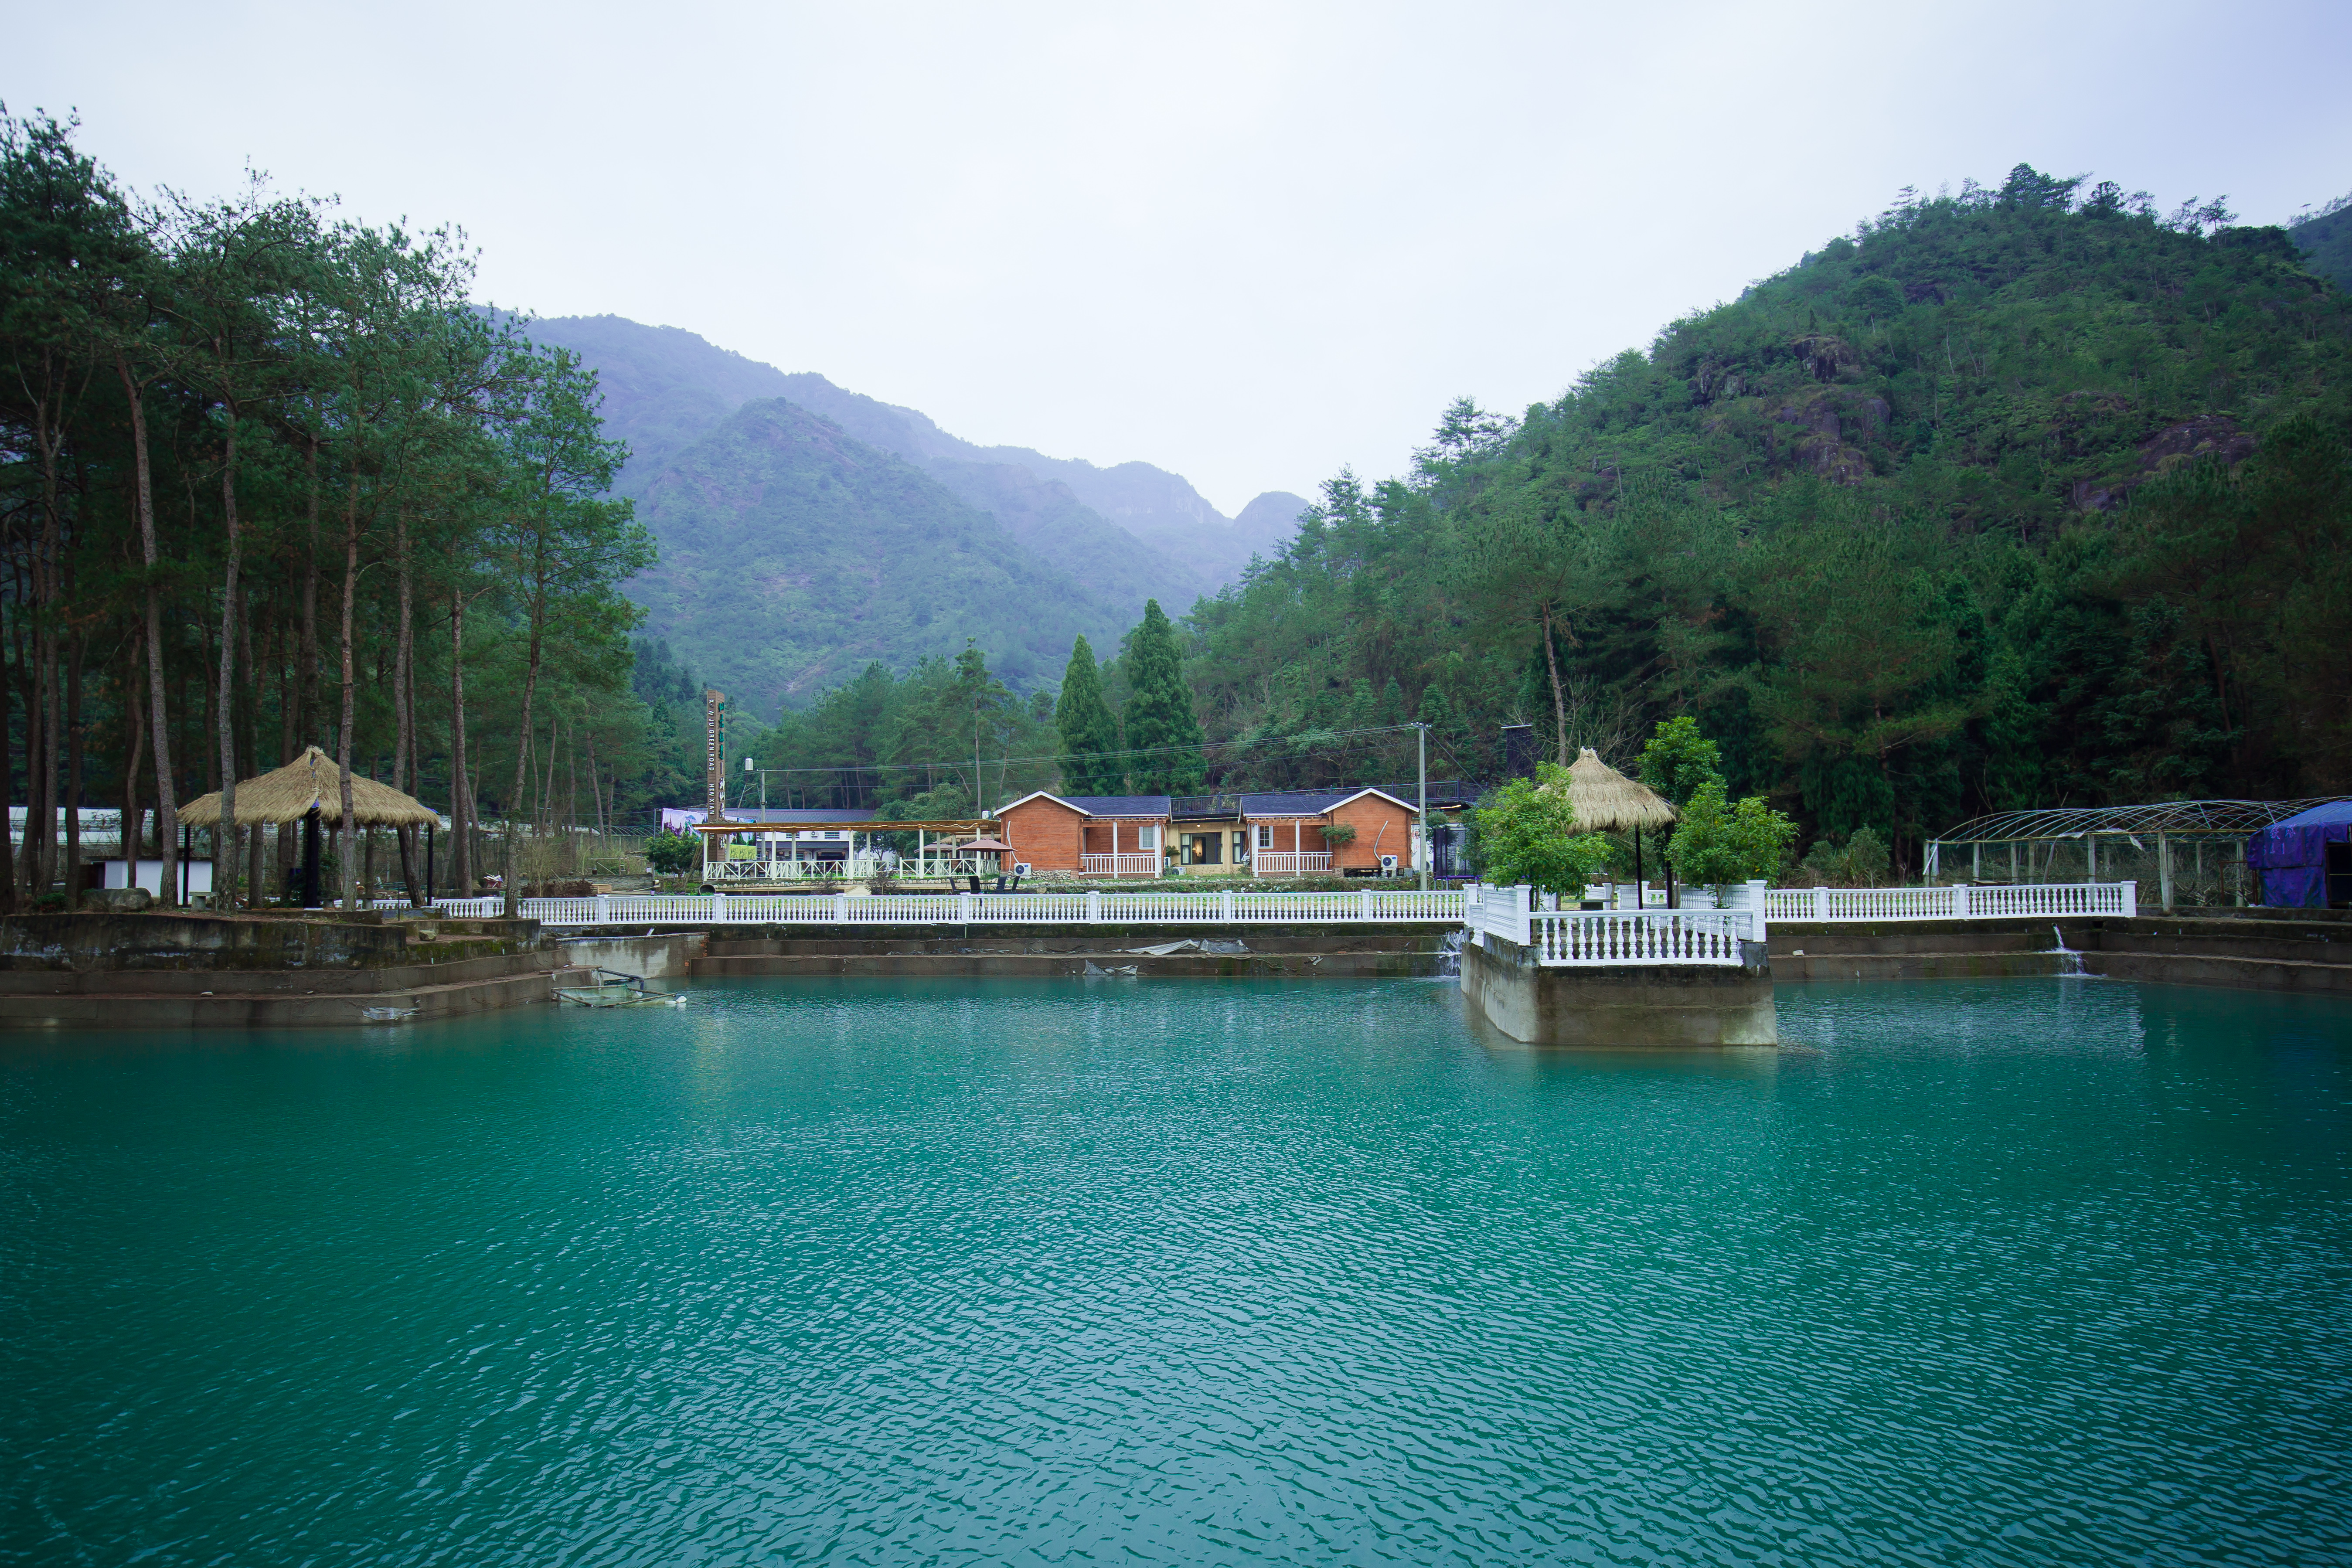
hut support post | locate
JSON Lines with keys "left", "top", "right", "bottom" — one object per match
{"left": 425, "top": 824, "right": 435, "bottom": 902}
{"left": 2159, "top": 833, "right": 2173, "bottom": 913}
{"left": 301, "top": 808, "right": 321, "bottom": 908}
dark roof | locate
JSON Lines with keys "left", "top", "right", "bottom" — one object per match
{"left": 1059, "top": 794, "right": 1173, "bottom": 817}
{"left": 1173, "top": 782, "right": 1484, "bottom": 819}
{"left": 1237, "top": 789, "right": 1403, "bottom": 816}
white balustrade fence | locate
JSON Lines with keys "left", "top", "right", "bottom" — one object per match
{"left": 374, "top": 888, "right": 1466, "bottom": 928}
{"left": 1763, "top": 882, "right": 2135, "bottom": 922}
{"left": 1462, "top": 884, "right": 1762, "bottom": 967}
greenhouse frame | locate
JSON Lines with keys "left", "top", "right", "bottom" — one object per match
{"left": 1923, "top": 799, "right": 2352, "bottom": 911}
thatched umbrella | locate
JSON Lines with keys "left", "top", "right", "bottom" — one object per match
{"left": 1542, "top": 747, "right": 1678, "bottom": 893}
{"left": 180, "top": 746, "right": 440, "bottom": 908}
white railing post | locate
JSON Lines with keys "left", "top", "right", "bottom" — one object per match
{"left": 833, "top": 891, "right": 847, "bottom": 922}
{"left": 1814, "top": 886, "right": 1829, "bottom": 922}
{"left": 2121, "top": 880, "right": 2137, "bottom": 919}
{"left": 595, "top": 893, "right": 610, "bottom": 925}
{"left": 1221, "top": 888, "right": 1234, "bottom": 923}
{"left": 958, "top": 891, "right": 974, "bottom": 923}
{"left": 711, "top": 891, "right": 725, "bottom": 923}
{"left": 1953, "top": 883, "right": 1969, "bottom": 920}
{"left": 1359, "top": 889, "right": 1372, "bottom": 922}
{"left": 1086, "top": 889, "right": 1102, "bottom": 923}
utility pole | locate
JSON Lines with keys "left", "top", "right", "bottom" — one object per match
{"left": 1416, "top": 722, "right": 1430, "bottom": 891}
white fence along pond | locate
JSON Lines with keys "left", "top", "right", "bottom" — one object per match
{"left": 386, "top": 888, "right": 1467, "bottom": 928}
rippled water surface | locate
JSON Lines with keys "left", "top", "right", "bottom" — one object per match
{"left": 5, "top": 977, "right": 2350, "bottom": 1565}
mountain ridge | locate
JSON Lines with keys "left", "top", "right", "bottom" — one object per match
{"left": 627, "top": 397, "right": 1141, "bottom": 714}
{"left": 520, "top": 315, "right": 1307, "bottom": 594}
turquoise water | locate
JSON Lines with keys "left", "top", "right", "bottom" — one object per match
{"left": 4, "top": 976, "right": 2349, "bottom": 1565}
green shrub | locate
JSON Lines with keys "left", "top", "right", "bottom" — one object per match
{"left": 1668, "top": 779, "right": 1799, "bottom": 887}
{"left": 1472, "top": 766, "right": 1618, "bottom": 897}
{"left": 1796, "top": 826, "right": 1892, "bottom": 887}
{"left": 644, "top": 830, "right": 700, "bottom": 877}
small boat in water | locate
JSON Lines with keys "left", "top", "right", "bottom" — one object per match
{"left": 555, "top": 969, "right": 687, "bottom": 1008}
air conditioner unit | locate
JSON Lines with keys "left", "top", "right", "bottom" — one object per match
{"left": 1013, "top": 863, "right": 1032, "bottom": 877}
{"left": 1379, "top": 854, "right": 1400, "bottom": 872}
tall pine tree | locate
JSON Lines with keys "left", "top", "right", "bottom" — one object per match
{"left": 1054, "top": 635, "right": 1121, "bottom": 794}
{"left": 1120, "top": 600, "right": 1204, "bottom": 793}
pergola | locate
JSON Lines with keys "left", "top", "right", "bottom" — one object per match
{"left": 1925, "top": 798, "right": 2351, "bottom": 909}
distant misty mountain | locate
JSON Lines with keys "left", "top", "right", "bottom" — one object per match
{"left": 515, "top": 314, "right": 1307, "bottom": 712}
{"left": 521, "top": 314, "right": 1305, "bottom": 594}
{"left": 627, "top": 399, "right": 1136, "bottom": 714}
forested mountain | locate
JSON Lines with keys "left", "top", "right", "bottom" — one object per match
{"left": 1179, "top": 168, "right": 2352, "bottom": 871}
{"left": 2291, "top": 193, "right": 2352, "bottom": 291}
{"left": 626, "top": 399, "right": 1137, "bottom": 713}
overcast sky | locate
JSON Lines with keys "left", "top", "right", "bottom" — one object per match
{"left": 11, "top": 0, "right": 2351, "bottom": 515}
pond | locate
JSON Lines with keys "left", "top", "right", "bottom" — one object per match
{"left": 4, "top": 976, "right": 2349, "bottom": 1565}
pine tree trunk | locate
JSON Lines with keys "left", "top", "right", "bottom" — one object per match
{"left": 121, "top": 647, "right": 145, "bottom": 881}
{"left": 391, "top": 514, "right": 422, "bottom": 906}
{"left": 449, "top": 589, "right": 471, "bottom": 895}
{"left": 215, "top": 411, "right": 242, "bottom": 908}
{"left": 504, "top": 628, "right": 544, "bottom": 919}
{"left": 1541, "top": 603, "right": 1569, "bottom": 767}
{"left": 64, "top": 631, "right": 84, "bottom": 905}
{"left": 335, "top": 474, "right": 362, "bottom": 908}
{"left": 116, "top": 350, "right": 177, "bottom": 905}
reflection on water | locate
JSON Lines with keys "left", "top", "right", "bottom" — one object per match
{"left": 3, "top": 976, "right": 2348, "bottom": 1565}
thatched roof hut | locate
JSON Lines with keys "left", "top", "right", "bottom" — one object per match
{"left": 1543, "top": 747, "right": 1678, "bottom": 832}
{"left": 179, "top": 746, "right": 441, "bottom": 828}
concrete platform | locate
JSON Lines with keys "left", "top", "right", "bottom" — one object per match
{"left": 1460, "top": 932, "right": 1776, "bottom": 1046}
{"left": 0, "top": 911, "right": 582, "bottom": 1028}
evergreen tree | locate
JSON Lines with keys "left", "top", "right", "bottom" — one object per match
{"left": 1054, "top": 635, "right": 1121, "bottom": 794}
{"left": 1120, "top": 599, "right": 1204, "bottom": 793}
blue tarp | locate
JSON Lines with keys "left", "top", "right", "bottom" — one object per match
{"left": 2246, "top": 800, "right": 2352, "bottom": 907}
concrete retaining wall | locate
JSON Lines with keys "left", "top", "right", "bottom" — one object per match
{"left": 1460, "top": 933, "right": 1777, "bottom": 1046}
{"left": 1769, "top": 915, "right": 2352, "bottom": 994}
{"left": 557, "top": 932, "right": 706, "bottom": 981}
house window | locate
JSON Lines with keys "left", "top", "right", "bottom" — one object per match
{"left": 1255, "top": 825, "right": 1273, "bottom": 850}
{"left": 1136, "top": 825, "right": 1158, "bottom": 851}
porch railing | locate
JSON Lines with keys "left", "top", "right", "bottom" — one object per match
{"left": 1251, "top": 851, "right": 1332, "bottom": 875}
{"left": 1080, "top": 853, "right": 1162, "bottom": 877}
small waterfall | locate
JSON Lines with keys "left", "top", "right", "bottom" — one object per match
{"left": 1436, "top": 930, "right": 1466, "bottom": 978}
{"left": 2050, "top": 925, "right": 2086, "bottom": 977}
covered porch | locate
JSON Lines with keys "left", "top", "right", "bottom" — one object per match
{"left": 1243, "top": 813, "right": 1333, "bottom": 876}
{"left": 693, "top": 817, "right": 1008, "bottom": 883}
{"left": 1078, "top": 816, "right": 1165, "bottom": 877}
